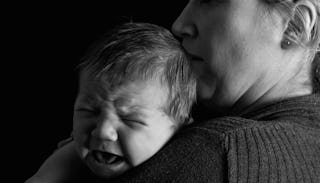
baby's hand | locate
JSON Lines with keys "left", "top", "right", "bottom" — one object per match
{"left": 25, "top": 141, "right": 85, "bottom": 183}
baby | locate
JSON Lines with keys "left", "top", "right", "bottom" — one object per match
{"left": 72, "top": 22, "right": 196, "bottom": 180}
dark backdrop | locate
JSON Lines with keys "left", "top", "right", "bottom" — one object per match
{"left": 12, "top": 1, "right": 187, "bottom": 182}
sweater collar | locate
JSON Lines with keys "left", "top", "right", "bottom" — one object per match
{"left": 240, "top": 94, "right": 320, "bottom": 125}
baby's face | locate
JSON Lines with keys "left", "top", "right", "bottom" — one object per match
{"left": 73, "top": 73, "right": 177, "bottom": 179}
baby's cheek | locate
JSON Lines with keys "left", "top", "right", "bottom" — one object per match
{"left": 73, "top": 118, "right": 93, "bottom": 145}
{"left": 74, "top": 140, "right": 89, "bottom": 161}
{"left": 120, "top": 133, "right": 152, "bottom": 166}
{"left": 137, "top": 134, "right": 170, "bottom": 165}
{"left": 72, "top": 129, "right": 84, "bottom": 147}
{"left": 72, "top": 126, "right": 90, "bottom": 161}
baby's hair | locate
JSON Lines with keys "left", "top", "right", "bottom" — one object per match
{"left": 78, "top": 22, "right": 196, "bottom": 125}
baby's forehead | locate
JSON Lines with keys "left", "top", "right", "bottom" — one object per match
{"left": 80, "top": 66, "right": 163, "bottom": 86}
{"left": 79, "top": 75, "right": 168, "bottom": 106}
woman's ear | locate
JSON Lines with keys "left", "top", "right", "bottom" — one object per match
{"left": 282, "top": 0, "right": 317, "bottom": 48}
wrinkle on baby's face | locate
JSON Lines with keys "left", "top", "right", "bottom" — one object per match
{"left": 73, "top": 72, "right": 177, "bottom": 179}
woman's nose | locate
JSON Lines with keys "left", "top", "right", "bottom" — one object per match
{"left": 91, "top": 116, "right": 118, "bottom": 142}
{"left": 171, "top": 5, "right": 197, "bottom": 39}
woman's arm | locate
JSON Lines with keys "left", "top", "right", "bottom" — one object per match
{"left": 109, "top": 124, "right": 227, "bottom": 183}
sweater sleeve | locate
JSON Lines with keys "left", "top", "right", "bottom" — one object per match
{"left": 107, "top": 122, "right": 227, "bottom": 183}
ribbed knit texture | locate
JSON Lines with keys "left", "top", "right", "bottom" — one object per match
{"left": 220, "top": 119, "right": 320, "bottom": 183}
{"left": 87, "top": 94, "right": 320, "bottom": 183}
{"left": 227, "top": 95, "right": 320, "bottom": 183}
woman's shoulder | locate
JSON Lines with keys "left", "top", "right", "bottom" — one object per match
{"left": 187, "top": 114, "right": 320, "bottom": 182}
{"left": 194, "top": 93, "right": 320, "bottom": 137}
{"left": 218, "top": 117, "right": 320, "bottom": 182}
{"left": 193, "top": 115, "right": 320, "bottom": 147}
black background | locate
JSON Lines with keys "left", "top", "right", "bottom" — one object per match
{"left": 8, "top": 1, "right": 187, "bottom": 182}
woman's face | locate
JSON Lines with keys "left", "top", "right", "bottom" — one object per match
{"left": 172, "top": 0, "right": 289, "bottom": 113}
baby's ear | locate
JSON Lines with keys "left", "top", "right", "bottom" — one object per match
{"left": 282, "top": 0, "right": 318, "bottom": 47}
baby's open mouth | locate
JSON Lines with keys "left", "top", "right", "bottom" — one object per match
{"left": 92, "top": 150, "right": 125, "bottom": 164}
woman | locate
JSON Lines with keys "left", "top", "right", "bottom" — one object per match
{"left": 27, "top": 0, "right": 320, "bottom": 182}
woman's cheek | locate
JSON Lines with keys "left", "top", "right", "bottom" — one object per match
{"left": 191, "top": 62, "right": 217, "bottom": 100}
{"left": 197, "top": 79, "right": 217, "bottom": 100}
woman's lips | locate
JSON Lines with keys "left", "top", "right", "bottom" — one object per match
{"left": 186, "top": 51, "right": 204, "bottom": 62}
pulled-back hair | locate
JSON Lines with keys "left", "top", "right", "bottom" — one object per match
{"left": 264, "top": 0, "right": 320, "bottom": 93}
{"left": 313, "top": 51, "right": 320, "bottom": 93}
{"left": 78, "top": 22, "right": 196, "bottom": 125}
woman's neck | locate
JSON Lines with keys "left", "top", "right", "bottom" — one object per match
{"left": 233, "top": 70, "right": 313, "bottom": 117}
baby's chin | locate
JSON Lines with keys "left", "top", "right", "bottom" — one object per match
{"left": 84, "top": 150, "right": 131, "bottom": 180}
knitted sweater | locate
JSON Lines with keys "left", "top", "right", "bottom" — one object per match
{"left": 92, "top": 94, "right": 320, "bottom": 183}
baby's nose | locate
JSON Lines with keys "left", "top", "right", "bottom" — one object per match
{"left": 91, "top": 117, "right": 118, "bottom": 142}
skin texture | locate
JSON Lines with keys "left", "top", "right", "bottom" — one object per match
{"left": 73, "top": 71, "right": 177, "bottom": 179}
{"left": 172, "top": 0, "right": 313, "bottom": 115}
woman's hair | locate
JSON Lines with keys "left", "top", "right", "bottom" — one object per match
{"left": 265, "top": 0, "right": 320, "bottom": 93}
{"left": 78, "top": 22, "right": 196, "bottom": 125}
{"left": 313, "top": 51, "right": 320, "bottom": 93}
